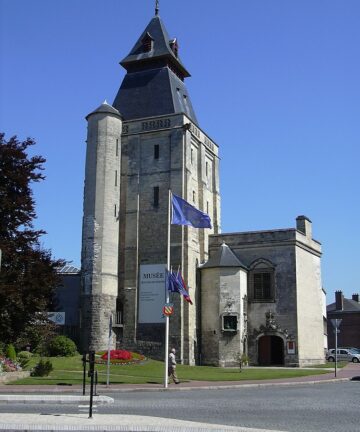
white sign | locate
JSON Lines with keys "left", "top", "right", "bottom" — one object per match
{"left": 47, "top": 312, "right": 65, "bottom": 326}
{"left": 138, "top": 264, "right": 166, "bottom": 323}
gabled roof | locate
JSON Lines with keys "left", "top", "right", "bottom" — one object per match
{"left": 327, "top": 298, "right": 360, "bottom": 313}
{"left": 120, "top": 15, "right": 190, "bottom": 78}
{"left": 201, "top": 243, "right": 248, "bottom": 270}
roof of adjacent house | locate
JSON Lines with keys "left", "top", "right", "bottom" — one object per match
{"left": 327, "top": 298, "right": 360, "bottom": 313}
{"left": 200, "top": 242, "right": 248, "bottom": 270}
{"left": 57, "top": 265, "right": 80, "bottom": 274}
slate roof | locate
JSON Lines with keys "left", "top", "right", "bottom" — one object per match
{"left": 86, "top": 101, "right": 122, "bottom": 120}
{"left": 327, "top": 298, "right": 360, "bottom": 313}
{"left": 113, "top": 67, "right": 197, "bottom": 123}
{"left": 58, "top": 265, "right": 80, "bottom": 274}
{"left": 201, "top": 243, "right": 248, "bottom": 270}
{"left": 120, "top": 15, "right": 190, "bottom": 78}
{"left": 113, "top": 15, "right": 198, "bottom": 123}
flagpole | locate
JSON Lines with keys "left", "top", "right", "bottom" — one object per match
{"left": 164, "top": 189, "right": 172, "bottom": 389}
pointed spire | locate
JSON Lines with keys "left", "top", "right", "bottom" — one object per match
{"left": 155, "top": 0, "right": 159, "bottom": 16}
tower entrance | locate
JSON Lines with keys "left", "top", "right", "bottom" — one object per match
{"left": 258, "top": 335, "right": 284, "bottom": 365}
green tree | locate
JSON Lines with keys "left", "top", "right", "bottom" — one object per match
{"left": 0, "top": 133, "right": 64, "bottom": 346}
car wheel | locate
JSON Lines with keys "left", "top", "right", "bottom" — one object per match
{"left": 352, "top": 357, "right": 359, "bottom": 363}
{"left": 328, "top": 357, "right": 335, "bottom": 362}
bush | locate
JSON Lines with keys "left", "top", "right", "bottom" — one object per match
{"left": 47, "top": 336, "right": 77, "bottom": 357}
{"left": 5, "top": 344, "right": 16, "bottom": 361}
{"left": 17, "top": 351, "right": 32, "bottom": 369}
{"left": 31, "top": 359, "right": 53, "bottom": 377}
{"left": 17, "top": 351, "right": 33, "bottom": 359}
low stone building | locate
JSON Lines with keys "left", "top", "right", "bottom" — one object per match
{"left": 200, "top": 216, "right": 325, "bottom": 367}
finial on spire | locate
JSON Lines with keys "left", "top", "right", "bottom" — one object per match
{"left": 155, "top": 0, "right": 159, "bottom": 15}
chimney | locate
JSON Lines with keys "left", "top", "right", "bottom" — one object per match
{"left": 335, "top": 290, "right": 344, "bottom": 311}
{"left": 296, "top": 215, "right": 312, "bottom": 239}
{"left": 352, "top": 293, "right": 359, "bottom": 303}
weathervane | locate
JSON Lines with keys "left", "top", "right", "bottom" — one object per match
{"left": 155, "top": 0, "right": 159, "bottom": 15}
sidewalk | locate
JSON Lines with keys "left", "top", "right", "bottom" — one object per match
{"left": 0, "top": 413, "right": 284, "bottom": 432}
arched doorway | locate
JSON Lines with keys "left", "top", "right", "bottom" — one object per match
{"left": 258, "top": 335, "right": 284, "bottom": 365}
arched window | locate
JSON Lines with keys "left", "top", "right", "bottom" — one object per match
{"left": 169, "top": 38, "right": 179, "bottom": 57}
{"left": 248, "top": 259, "right": 275, "bottom": 302}
{"left": 142, "top": 32, "right": 154, "bottom": 52}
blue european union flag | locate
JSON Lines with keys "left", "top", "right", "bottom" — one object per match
{"left": 171, "top": 194, "right": 212, "bottom": 229}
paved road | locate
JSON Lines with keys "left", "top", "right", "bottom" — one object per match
{"left": 1, "top": 381, "right": 359, "bottom": 431}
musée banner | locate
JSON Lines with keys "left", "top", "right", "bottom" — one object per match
{"left": 138, "top": 264, "right": 166, "bottom": 323}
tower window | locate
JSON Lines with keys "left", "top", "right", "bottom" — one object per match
{"left": 206, "top": 201, "right": 209, "bottom": 214}
{"left": 116, "top": 139, "right": 119, "bottom": 156}
{"left": 142, "top": 32, "right": 154, "bottom": 52}
{"left": 206, "top": 162, "right": 208, "bottom": 177}
{"left": 191, "top": 148, "right": 193, "bottom": 164}
{"left": 154, "top": 144, "right": 159, "bottom": 159}
{"left": 169, "top": 38, "right": 178, "bottom": 57}
{"left": 153, "top": 186, "right": 159, "bottom": 207}
{"left": 115, "top": 170, "right": 118, "bottom": 186}
{"left": 192, "top": 190, "right": 196, "bottom": 203}
{"left": 114, "top": 204, "right": 117, "bottom": 218}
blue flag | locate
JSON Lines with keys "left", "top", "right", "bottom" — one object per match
{"left": 171, "top": 194, "right": 212, "bottom": 229}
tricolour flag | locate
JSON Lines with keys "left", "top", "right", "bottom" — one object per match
{"left": 171, "top": 194, "right": 212, "bottom": 229}
{"left": 166, "top": 270, "right": 193, "bottom": 305}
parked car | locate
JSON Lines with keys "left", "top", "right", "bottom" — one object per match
{"left": 327, "top": 348, "right": 360, "bottom": 363}
{"left": 343, "top": 347, "right": 360, "bottom": 353}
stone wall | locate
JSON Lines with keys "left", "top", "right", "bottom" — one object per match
{"left": 0, "top": 371, "right": 30, "bottom": 384}
{"left": 118, "top": 113, "right": 220, "bottom": 364}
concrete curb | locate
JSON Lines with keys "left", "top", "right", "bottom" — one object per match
{"left": 0, "top": 395, "right": 114, "bottom": 404}
{"left": 0, "top": 377, "right": 353, "bottom": 402}
{"left": 94, "top": 377, "right": 352, "bottom": 392}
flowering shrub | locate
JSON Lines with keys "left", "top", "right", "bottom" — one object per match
{"left": 0, "top": 356, "right": 22, "bottom": 373}
{"left": 96, "top": 350, "right": 145, "bottom": 365}
{"left": 101, "top": 350, "right": 132, "bottom": 361}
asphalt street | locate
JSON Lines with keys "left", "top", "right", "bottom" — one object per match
{"left": 1, "top": 381, "right": 359, "bottom": 431}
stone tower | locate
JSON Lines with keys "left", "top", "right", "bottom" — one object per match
{"left": 114, "top": 10, "right": 220, "bottom": 364}
{"left": 81, "top": 102, "right": 122, "bottom": 351}
{"left": 81, "top": 8, "right": 220, "bottom": 363}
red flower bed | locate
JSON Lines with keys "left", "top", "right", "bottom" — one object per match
{"left": 101, "top": 350, "right": 132, "bottom": 361}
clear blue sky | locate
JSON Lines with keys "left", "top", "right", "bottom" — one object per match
{"left": 1, "top": 0, "right": 359, "bottom": 303}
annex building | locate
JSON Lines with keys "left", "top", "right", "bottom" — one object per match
{"left": 76, "top": 6, "right": 326, "bottom": 367}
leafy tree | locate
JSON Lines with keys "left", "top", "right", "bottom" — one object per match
{"left": 0, "top": 133, "right": 64, "bottom": 346}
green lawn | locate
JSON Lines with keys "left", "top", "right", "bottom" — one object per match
{"left": 10, "top": 355, "right": 333, "bottom": 385}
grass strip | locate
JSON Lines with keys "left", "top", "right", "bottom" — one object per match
{"left": 9, "top": 355, "right": 332, "bottom": 385}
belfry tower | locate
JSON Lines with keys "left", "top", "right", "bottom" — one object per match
{"left": 81, "top": 5, "right": 220, "bottom": 364}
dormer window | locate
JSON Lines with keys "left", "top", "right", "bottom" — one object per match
{"left": 169, "top": 38, "right": 178, "bottom": 57}
{"left": 142, "top": 32, "right": 154, "bottom": 53}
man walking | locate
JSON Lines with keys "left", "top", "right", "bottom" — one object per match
{"left": 168, "top": 348, "right": 179, "bottom": 384}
